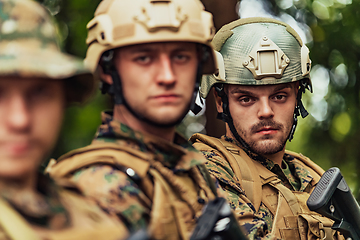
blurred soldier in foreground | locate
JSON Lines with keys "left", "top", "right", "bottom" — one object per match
{"left": 46, "top": 0, "right": 223, "bottom": 239}
{"left": 0, "top": 0, "right": 127, "bottom": 239}
{"left": 191, "top": 18, "right": 344, "bottom": 240}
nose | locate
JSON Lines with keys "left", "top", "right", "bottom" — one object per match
{"left": 258, "top": 98, "right": 274, "bottom": 119}
{"left": 156, "top": 54, "right": 176, "bottom": 85}
{"left": 6, "top": 95, "right": 31, "bottom": 132}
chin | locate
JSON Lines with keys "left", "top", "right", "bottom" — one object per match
{"left": 152, "top": 117, "right": 182, "bottom": 127}
{"left": 250, "top": 139, "right": 285, "bottom": 155}
{"left": 149, "top": 108, "right": 188, "bottom": 124}
{"left": 0, "top": 156, "right": 42, "bottom": 180}
{"left": 0, "top": 167, "right": 33, "bottom": 180}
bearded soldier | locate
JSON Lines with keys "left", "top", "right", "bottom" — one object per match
{"left": 46, "top": 0, "right": 223, "bottom": 239}
{"left": 190, "top": 18, "right": 344, "bottom": 240}
{"left": 0, "top": 0, "right": 128, "bottom": 239}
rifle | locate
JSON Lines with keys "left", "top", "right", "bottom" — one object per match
{"left": 307, "top": 167, "right": 360, "bottom": 240}
{"left": 190, "top": 197, "right": 248, "bottom": 240}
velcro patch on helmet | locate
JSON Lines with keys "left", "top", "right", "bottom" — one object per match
{"left": 243, "top": 36, "right": 290, "bottom": 80}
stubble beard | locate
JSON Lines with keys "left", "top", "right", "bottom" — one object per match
{"left": 234, "top": 119, "right": 292, "bottom": 155}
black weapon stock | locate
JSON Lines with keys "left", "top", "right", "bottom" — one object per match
{"left": 190, "top": 197, "right": 248, "bottom": 240}
{"left": 307, "top": 167, "right": 360, "bottom": 240}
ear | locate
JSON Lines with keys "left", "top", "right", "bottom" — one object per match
{"left": 99, "top": 65, "right": 113, "bottom": 85}
{"left": 213, "top": 89, "right": 223, "bottom": 113}
{"left": 294, "top": 81, "right": 300, "bottom": 96}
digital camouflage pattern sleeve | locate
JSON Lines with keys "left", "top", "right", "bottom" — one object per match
{"left": 71, "top": 165, "right": 150, "bottom": 232}
{"left": 202, "top": 150, "right": 281, "bottom": 240}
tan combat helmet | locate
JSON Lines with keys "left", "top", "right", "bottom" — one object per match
{"left": 202, "top": 17, "right": 312, "bottom": 142}
{"left": 84, "top": 0, "right": 216, "bottom": 117}
{"left": 85, "top": 0, "right": 216, "bottom": 75}
{"left": 0, "top": 0, "right": 95, "bottom": 104}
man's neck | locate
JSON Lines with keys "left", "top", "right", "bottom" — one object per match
{"left": 263, "top": 151, "right": 285, "bottom": 166}
{"left": 0, "top": 173, "right": 37, "bottom": 193}
{"left": 113, "top": 105, "right": 176, "bottom": 142}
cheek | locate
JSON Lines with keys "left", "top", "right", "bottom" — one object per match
{"left": 34, "top": 102, "right": 64, "bottom": 149}
{"left": 176, "top": 65, "right": 197, "bottom": 92}
{"left": 119, "top": 67, "right": 148, "bottom": 102}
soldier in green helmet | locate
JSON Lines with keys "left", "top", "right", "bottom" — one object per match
{"left": 191, "top": 18, "right": 344, "bottom": 239}
{"left": 0, "top": 0, "right": 128, "bottom": 239}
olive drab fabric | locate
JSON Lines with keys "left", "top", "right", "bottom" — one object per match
{"left": 0, "top": 175, "right": 128, "bottom": 240}
{"left": 200, "top": 17, "right": 312, "bottom": 98}
{"left": 85, "top": 0, "right": 216, "bottom": 75}
{"left": 0, "top": 0, "right": 95, "bottom": 104}
{"left": 190, "top": 133, "right": 344, "bottom": 240}
{"left": 47, "top": 112, "right": 217, "bottom": 240}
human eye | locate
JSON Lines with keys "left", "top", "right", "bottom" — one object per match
{"left": 272, "top": 93, "right": 287, "bottom": 102}
{"left": 173, "top": 52, "right": 191, "bottom": 63}
{"left": 134, "top": 55, "right": 152, "bottom": 65}
{"left": 238, "top": 96, "right": 254, "bottom": 106}
{"left": 0, "top": 86, "right": 3, "bottom": 100}
{"left": 28, "top": 84, "right": 54, "bottom": 102}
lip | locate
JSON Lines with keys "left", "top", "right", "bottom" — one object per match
{"left": 256, "top": 127, "right": 278, "bottom": 135}
{"left": 1, "top": 141, "right": 31, "bottom": 157}
{"left": 151, "top": 94, "right": 181, "bottom": 102}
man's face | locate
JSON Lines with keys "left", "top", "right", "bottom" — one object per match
{"left": 219, "top": 83, "right": 297, "bottom": 155}
{"left": 114, "top": 42, "right": 198, "bottom": 126}
{"left": 0, "top": 77, "right": 65, "bottom": 180}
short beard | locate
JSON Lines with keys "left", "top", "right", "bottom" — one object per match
{"left": 235, "top": 119, "right": 290, "bottom": 156}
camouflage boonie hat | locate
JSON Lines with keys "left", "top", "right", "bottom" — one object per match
{"left": 0, "top": 0, "right": 95, "bottom": 104}
{"left": 200, "top": 17, "right": 312, "bottom": 98}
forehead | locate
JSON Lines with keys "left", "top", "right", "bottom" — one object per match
{"left": 227, "top": 82, "right": 296, "bottom": 94}
{"left": 117, "top": 41, "right": 198, "bottom": 54}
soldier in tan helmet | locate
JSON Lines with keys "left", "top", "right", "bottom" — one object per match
{"left": 0, "top": 0, "right": 128, "bottom": 239}
{"left": 190, "top": 18, "right": 345, "bottom": 240}
{"left": 46, "top": 0, "right": 227, "bottom": 239}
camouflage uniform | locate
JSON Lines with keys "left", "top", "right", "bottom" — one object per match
{"left": 47, "top": 111, "right": 217, "bottom": 239}
{"left": 191, "top": 134, "right": 331, "bottom": 240}
{"left": 0, "top": 0, "right": 126, "bottom": 239}
{"left": 0, "top": 174, "right": 127, "bottom": 240}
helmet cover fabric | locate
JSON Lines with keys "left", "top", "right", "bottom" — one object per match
{"left": 0, "top": 0, "right": 95, "bottom": 103}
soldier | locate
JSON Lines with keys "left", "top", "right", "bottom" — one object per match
{"left": 46, "top": 0, "right": 221, "bottom": 239}
{"left": 190, "top": 18, "right": 344, "bottom": 240}
{"left": 0, "top": 0, "right": 127, "bottom": 239}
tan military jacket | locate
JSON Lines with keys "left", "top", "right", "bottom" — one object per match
{"left": 191, "top": 133, "right": 344, "bottom": 240}
{"left": 46, "top": 112, "right": 216, "bottom": 240}
{"left": 0, "top": 176, "right": 127, "bottom": 240}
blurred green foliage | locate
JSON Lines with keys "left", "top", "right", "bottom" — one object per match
{"left": 38, "top": 0, "right": 360, "bottom": 200}
{"left": 275, "top": 0, "right": 360, "bottom": 200}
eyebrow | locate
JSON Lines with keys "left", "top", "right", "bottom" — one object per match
{"left": 229, "top": 88, "right": 255, "bottom": 95}
{"left": 273, "top": 83, "right": 293, "bottom": 92}
{"left": 128, "top": 44, "right": 194, "bottom": 54}
{"left": 230, "top": 83, "right": 293, "bottom": 95}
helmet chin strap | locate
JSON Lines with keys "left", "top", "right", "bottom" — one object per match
{"left": 215, "top": 84, "right": 249, "bottom": 149}
{"left": 288, "top": 80, "right": 310, "bottom": 142}
{"left": 99, "top": 45, "right": 209, "bottom": 128}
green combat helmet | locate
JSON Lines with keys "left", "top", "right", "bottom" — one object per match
{"left": 201, "top": 17, "right": 312, "bottom": 144}
{"left": 0, "top": 0, "right": 95, "bottom": 104}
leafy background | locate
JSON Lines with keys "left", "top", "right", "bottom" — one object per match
{"left": 37, "top": 0, "right": 360, "bottom": 200}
